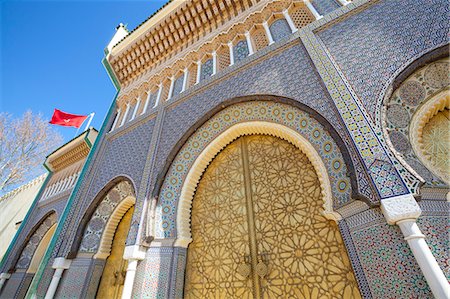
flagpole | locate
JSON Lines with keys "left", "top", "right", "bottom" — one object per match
{"left": 84, "top": 113, "right": 95, "bottom": 132}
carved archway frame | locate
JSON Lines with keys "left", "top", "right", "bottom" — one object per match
{"left": 409, "top": 91, "right": 450, "bottom": 184}
{"left": 175, "top": 121, "right": 340, "bottom": 247}
{"left": 153, "top": 98, "right": 363, "bottom": 242}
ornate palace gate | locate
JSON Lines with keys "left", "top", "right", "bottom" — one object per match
{"left": 184, "top": 135, "right": 361, "bottom": 298}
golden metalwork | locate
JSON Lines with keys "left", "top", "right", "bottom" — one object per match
{"left": 185, "top": 135, "right": 361, "bottom": 298}
{"left": 97, "top": 207, "right": 134, "bottom": 299}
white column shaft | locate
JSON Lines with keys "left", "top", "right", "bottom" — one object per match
{"left": 337, "top": 0, "right": 350, "bottom": 5}
{"left": 282, "top": 10, "right": 298, "bottom": 33}
{"left": 111, "top": 109, "right": 121, "bottom": 131}
{"left": 131, "top": 98, "right": 141, "bottom": 120}
{"left": 121, "top": 259, "right": 139, "bottom": 299}
{"left": 167, "top": 77, "right": 175, "bottom": 100}
{"left": 141, "top": 92, "right": 151, "bottom": 114}
{"left": 304, "top": 0, "right": 323, "bottom": 20}
{"left": 245, "top": 32, "right": 254, "bottom": 55}
{"left": 262, "top": 21, "right": 274, "bottom": 45}
{"left": 398, "top": 220, "right": 450, "bottom": 299}
{"left": 182, "top": 68, "right": 188, "bottom": 92}
{"left": 153, "top": 84, "right": 163, "bottom": 108}
{"left": 212, "top": 51, "right": 217, "bottom": 75}
{"left": 228, "top": 42, "right": 234, "bottom": 66}
{"left": 120, "top": 104, "right": 130, "bottom": 127}
{"left": 195, "top": 61, "right": 201, "bottom": 84}
{"left": 44, "top": 268, "right": 64, "bottom": 299}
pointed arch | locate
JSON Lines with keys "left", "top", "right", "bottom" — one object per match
{"left": 154, "top": 100, "right": 359, "bottom": 240}
{"left": 68, "top": 176, "right": 136, "bottom": 258}
{"left": 175, "top": 121, "right": 340, "bottom": 247}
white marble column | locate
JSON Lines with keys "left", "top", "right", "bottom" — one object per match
{"left": 45, "top": 257, "right": 72, "bottom": 299}
{"left": 0, "top": 273, "right": 11, "bottom": 293}
{"left": 304, "top": 0, "right": 323, "bottom": 20}
{"left": 282, "top": 10, "right": 297, "bottom": 33}
{"left": 181, "top": 68, "right": 188, "bottom": 92}
{"left": 130, "top": 97, "right": 141, "bottom": 120}
{"left": 121, "top": 245, "right": 146, "bottom": 299}
{"left": 244, "top": 31, "right": 254, "bottom": 55}
{"left": 167, "top": 76, "right": 175, "bottom": 100}
{"left": 141, "top": 91, "right": 151, "bottom": 115}
{"left": 262, "top": 21, "right": 274, "bottom": 45}
{"left": 228, "top": 42, "right": 234, "bottom": 66}
{"left": 212, "top": 51, "right": 217, "bottom": 75}
{"left": 153, "top": 84, "right": 163, "bottom": 108}
{"left": 110, "top": 108, "right": 121, "bottom": 131}
{"left": 381, "top": 194, "right": 450, "bottom": 299}
{"left": 120, "top": 104, "right": 130, "bottom": 127}
{"left": 195, "top": 60, "right": 202, "bottom": 84}
{"left": 337, "top": 0, "right": 350, "bottom": 5}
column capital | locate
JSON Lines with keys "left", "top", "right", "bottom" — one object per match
{"left": 381, "top": 194, "right": 421, "bottom": 225}
{"left": 123, "top": 245, "right": 146, "bottom": 261}
{"left": 52, "top": 257, "right": 72, "bottom": 270}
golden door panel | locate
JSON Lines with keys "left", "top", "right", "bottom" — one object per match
{"left": 185, "top": 140, "right": 253, "bottom": 299}
{"left": 97, "top": 206, "right": 134, "bottom": 299}
{"left": 246, "top": 135, "right": 361, "bottom": 298}
{"left": 185, "top": 135, "right": 362, "bottom": 299}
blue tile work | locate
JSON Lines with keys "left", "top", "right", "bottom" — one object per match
{"left": 200, "top": 59, "right": 214, "bottom": 81}
{"left": 269, "top": 19, "right": 291, "bottom": 42}
{"left": 301, "top": 28, "right": 409, "bottom": 199}
{"left": 172, "top": 74, "right": 184, "bottom": 96}
{"left": 55, "top": 257, "right": 91, "bottom": 298}
{"left": 417, "top": 200, "right": 450, "bottom": 279}
{"left": 233, "top": 40, "right": 249, "bottom": 63}
{"left": 1, "top": 272, "right": 26, "bottom": 298}
{"left": 132, "top": 247, "right": 174, "bottom": 298}
{"left": 311, "top": 0, "right": 341, "bottom": 16}
{"left": 157, "top": 101, "right": 353, "bottom": 238}
{"left": 317, "top": 0, "right": 449, "bottom": 123}
{"left": 153, "top": 42, "right": 374, "bottom": 204}
{"left": 57, "top": 119, "right": 155, "bottom": 257}
{"left": 345, "top": 208, "right": 434, "bottom": 298}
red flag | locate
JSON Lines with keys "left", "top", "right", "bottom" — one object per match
{"left": 49, "top": 109, "right": 88, "bottom": 128}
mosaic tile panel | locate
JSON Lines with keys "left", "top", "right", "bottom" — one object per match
{"left": 311, "top": 0, "right": 341, "bottom": 16}
{"left": 16, "top": 213, "right": 57, "bottom": 269}
{"left": 59, "top": 119, "right": 154, "bottom": 256}
{"left": 317, "top": 0, "right": 449, "bottom": 122}
{"left": 157, "top": 101, "right": 352, "bottom": 238}
{"left": 55, "top": 258, "right": 91, "bottom": 299}
{"left": 233, "top": 39, "right": 249, "bottom": 63}
{"left": 1, "top": 272, "right": 26, "bottom": 298}
{"left": 269, "top": 19, "right": 291, "bottom": 42}
{"left": 301, "top": 28, "right": 408, "bottom": 198}
{"left": 200, "top": 59, "right": 214, "bottom": 82}
{"left": 347, "top": 208, "right": 434, "bottom": 298}
{"left": 132, "top": 247, "right": 173, "bottom": 299}
{"left": 35, "top": 263, "right": 54, "bottom": 298}
{"left": 153, "top": 43, "right": 372, "bottom": 205}
{"left": 418, "top": 200, "right": 450, "bottom": 279}
{"left": 172, "top": 74, "right": 184, "bottom": 96}
{"left": 384, "top": 58, "right": 449, "bottom": 187}
{"left": 79, "top": 181, "right": 134, "bottom": 253}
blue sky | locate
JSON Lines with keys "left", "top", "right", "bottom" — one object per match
{"left": 1, "top": 0, "right": 166, "bottom": 142}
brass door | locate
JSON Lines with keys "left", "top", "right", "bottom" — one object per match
{"left": 97, "top": 206, "right": 134, "bottom": 299}
{"left": 184, "top": 135, "right": 361, "bottom": 299}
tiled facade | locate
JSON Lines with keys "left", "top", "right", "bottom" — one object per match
{"left": 1, "top": 0, "right": 448, "bottom": 298}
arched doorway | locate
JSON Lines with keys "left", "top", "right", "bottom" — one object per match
{"left": 184, "top": 135, "right": 361, "bottom": 298}
{"left": 96, "top": 206, "right": 134, "bottom": 299}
